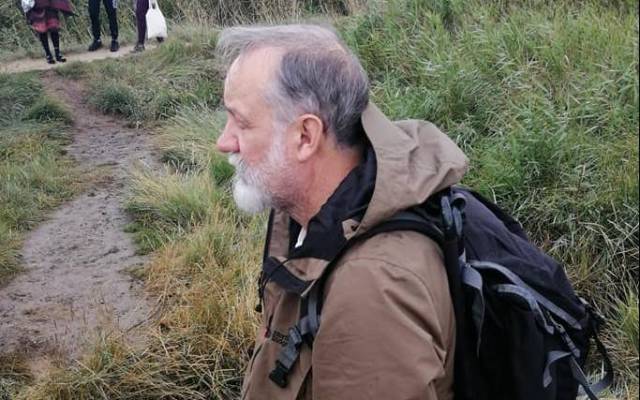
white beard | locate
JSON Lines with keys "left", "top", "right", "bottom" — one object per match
{"left": 227, "top": 135, "right": 288, "bottom": 214}
{"left": 228, "top": 153, "right": 272, "bottom": 214}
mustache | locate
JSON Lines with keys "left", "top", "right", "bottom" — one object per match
{"left": 228, "top": 153, "right": 245, "bottom": 172}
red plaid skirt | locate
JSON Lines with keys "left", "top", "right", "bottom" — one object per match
{"left": 28, "top": 8, "right": 60, "bottom": 33}
{"left": 27, "top": 1, "right": 73, "bottom": 33}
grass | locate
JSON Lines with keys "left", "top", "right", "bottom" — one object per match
{"left": 0, "top": 73, "right": 77, "bottom": 286}
{"left": 24, "top": 97, "right": 73, "bottom": 124}
{"left": 2, "top": 0, "right": 638, "bottom": 398}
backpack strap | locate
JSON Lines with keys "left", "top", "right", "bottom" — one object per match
{"left": 573, "top": 303, "right": 615, "bottom": 399}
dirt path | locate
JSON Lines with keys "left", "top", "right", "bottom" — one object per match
{"left": 0, "top": 71, "right": 158, "bottom": 368}
{"left": 0, "top": 44, "right": 156, "bottom": 74}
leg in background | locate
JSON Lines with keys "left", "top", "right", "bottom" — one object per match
{"left": 50, "top": 30, "right": 66, "bottom": 62}
{"left": 88, "top": 0, "right": 101, "bottom": 44}
{"left": 135, "top": 0, "right": 148, "bottom": 46}
{"left": 38, "top": 32, "right": 54, "bottom": 64}
{"left": 103, "top": 0, "right": 119, "bottom": 51}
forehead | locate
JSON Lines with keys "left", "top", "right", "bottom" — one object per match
{"left": 224, "top": 47, "right": 282, "bottom": 103}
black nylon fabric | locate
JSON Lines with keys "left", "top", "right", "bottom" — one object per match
{"left": 457, "top": 187, "right": 586, "bottom": 324}
{"left": 451, "top": 187, "right": 591, "bottom": 400}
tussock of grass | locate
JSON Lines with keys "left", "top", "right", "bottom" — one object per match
{"left": 0, "top": 73, "right": 40, "bottom": 124}
{"left": 24, "top": 98, "right": 73, "bottom": 125}
{"left": 54, "top": 61, "right": 92, "bottom": 80}
{"left": 89, "top": 82, "right": 139, "bottom": 119}
{"left": 158, "top": 106, "right": 226, "bottom": 171}
{"left": 82, "top": 38, "right": 224, "bottom": 125}
{"left": 125, "top": 168, "right": 223, "bottom": 253}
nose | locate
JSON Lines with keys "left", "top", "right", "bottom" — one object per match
{"left": 216, "top": 123, "right": 239, "bottom": 154}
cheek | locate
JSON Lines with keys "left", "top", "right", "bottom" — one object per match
{"left": 238, "top": 133, "right": 268, "bottom": 166}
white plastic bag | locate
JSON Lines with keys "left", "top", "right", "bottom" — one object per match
{"left": 21, "top": 0, "right": 35, "bottom": 13}
{"left": 146, "top": 0, "right": 167, "bottom": 39}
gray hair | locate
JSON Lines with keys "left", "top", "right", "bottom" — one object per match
{"left": 216, "top": 24, "right": 370, "bottom": 148}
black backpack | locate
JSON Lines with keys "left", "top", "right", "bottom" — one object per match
{"left": 267, "top": 186, "right": 614, "bottom": 400}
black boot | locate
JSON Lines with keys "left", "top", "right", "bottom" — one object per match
{"left": 110, "top": 39, "right": 120, "bottom": 52}
{"left": 46, "top": 54, "right": 56, "bottom": 64}
{"left": 88, "top": 39, "right": 102, "bottom": 51}
{"left": 55, "top": 50, "right": 66, "bottom": 63}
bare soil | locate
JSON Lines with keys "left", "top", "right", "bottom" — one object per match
{"left": 0, "top": 71, "right": 158, "bottom": 370}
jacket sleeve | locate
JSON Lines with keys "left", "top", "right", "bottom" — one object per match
{"left": 311, "top": 238, "right": 454, "bottom": 400}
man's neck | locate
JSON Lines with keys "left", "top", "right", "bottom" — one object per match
{"left": 289, "top": 145, "right": 363, "bottom": 228}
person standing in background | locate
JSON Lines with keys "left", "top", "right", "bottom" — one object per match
{"left": 87, "top": 0, "right": 119, "bottom": 52}
{"left": 131, "top": 0, "right": 163, "bottom": 53}
{"left": 25, "top": 0, "right": 74, "bottom": 64}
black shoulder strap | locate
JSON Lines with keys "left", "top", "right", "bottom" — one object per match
{"left": 306, "top": 207, "right": 446, "bottom": 338}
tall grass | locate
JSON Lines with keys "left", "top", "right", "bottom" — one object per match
{"left": 12, "top": 0, "right": 639, "bottom": 398}
{"left": 0, "top": 73, "right": 77, "bottom": 285}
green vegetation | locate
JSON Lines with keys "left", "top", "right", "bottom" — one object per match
{"left": 0, "top": 73, "right": 77, "bottom": 286}
{"left": 3, "top": 0, "right": 638, "bottom": 399}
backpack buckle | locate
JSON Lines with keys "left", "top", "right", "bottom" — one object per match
{"left": 269, "top": 325, "right": 305, "bottom": 388}
{"left": 269, "top": 361, "right": 289, "bottom": 388}
{"left": 440, "top": 194, "right": 464, "bottom": 239}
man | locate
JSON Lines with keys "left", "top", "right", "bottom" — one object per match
{"left": 87, "top": 0, "right": 119, "bottom": 52}
{"left": 215, "top": 24, "right": 468, "bottom": 399}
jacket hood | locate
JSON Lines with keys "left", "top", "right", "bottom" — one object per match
{"left": 263, "top": 102, "right": 468, "bottom": 282}
{"left": 356, "top": 102, "right": 469, "bottom": 236}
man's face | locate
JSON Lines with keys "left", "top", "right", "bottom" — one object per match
{"left": 216, "top": 49, "right": 295, "bottom": 214}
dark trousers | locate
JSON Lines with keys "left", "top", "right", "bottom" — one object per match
{"left": 135, "top": 0, "right": 148, "bottom": 45}
{"left": 89, "top": 0, "right": 118, "bottom": 41}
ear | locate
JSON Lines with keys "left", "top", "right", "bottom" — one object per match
{"left": 293, "top": 114, "right": 325, "bottom": 162}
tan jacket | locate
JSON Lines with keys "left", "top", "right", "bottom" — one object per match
{"left": 242, "top": 103, "right": 469, "bottom": 400}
